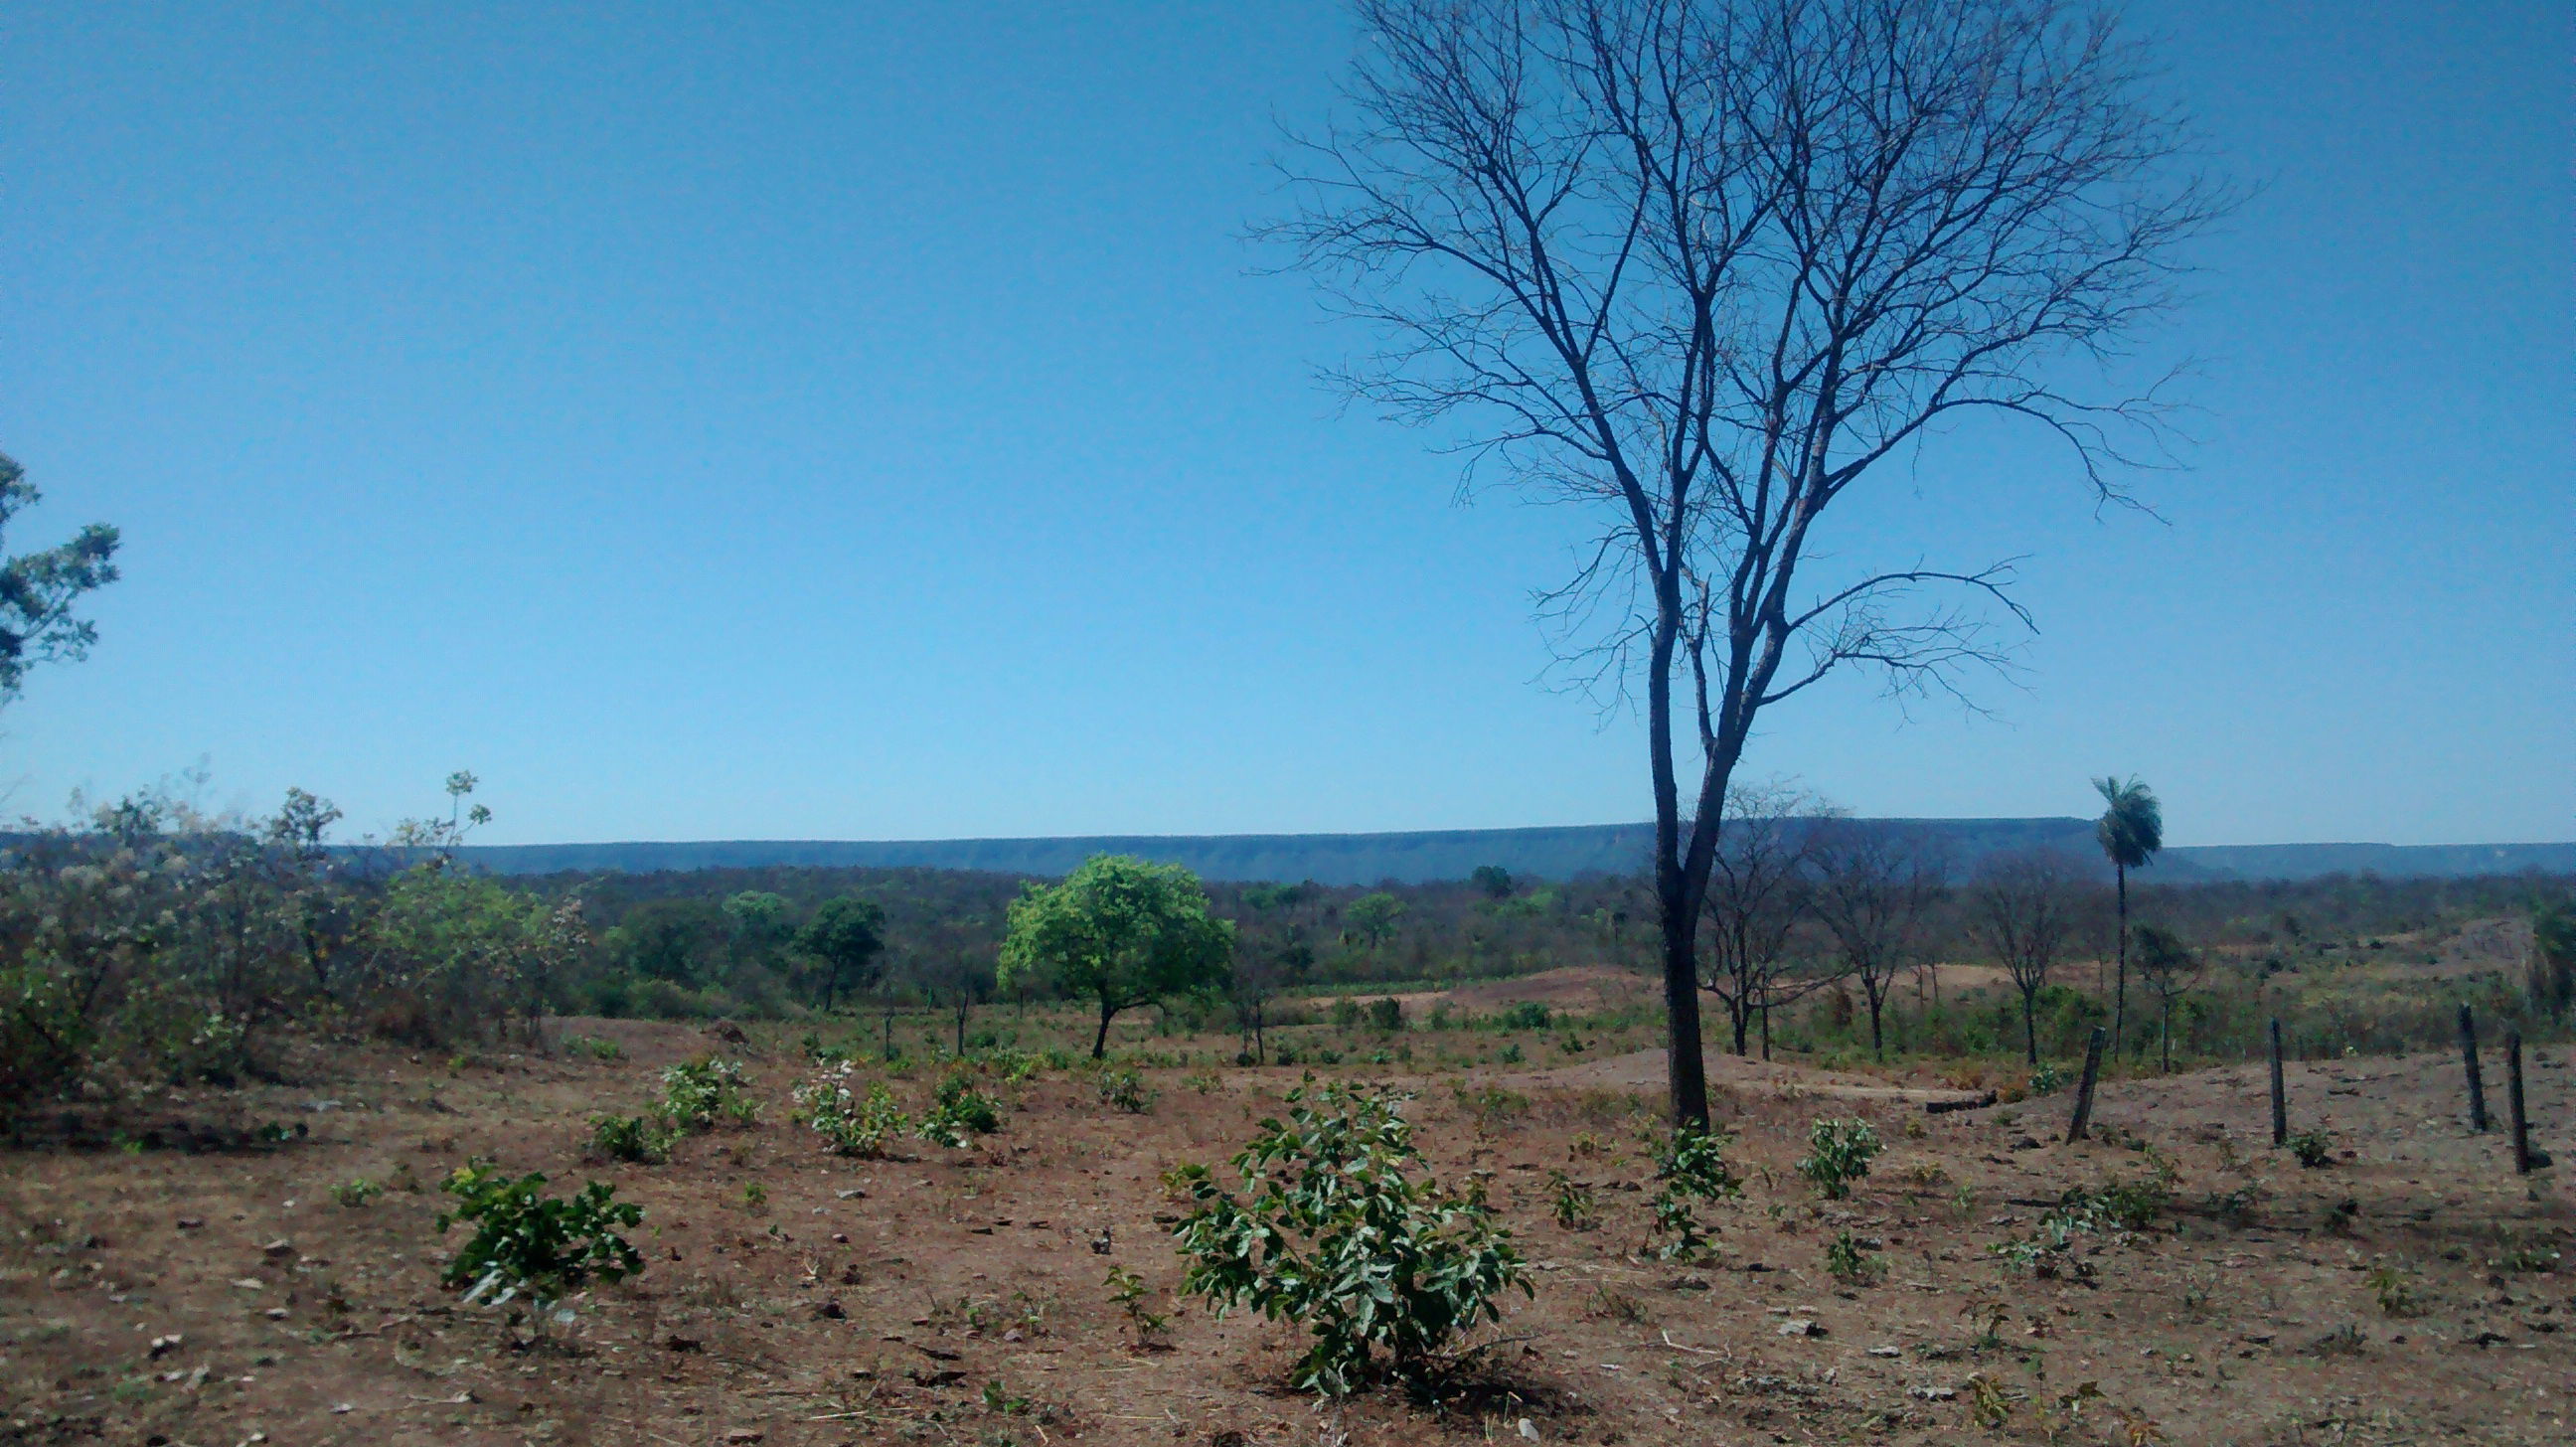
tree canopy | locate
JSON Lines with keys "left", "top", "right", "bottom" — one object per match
{"left": 792, "top": 895, "right": 886, "bottom": 1008}
{"left": 0, "top": 451, "right": 121, "bottom": 708}
{"left": 998, "top": 854, "right": 1233, "bottom": 1057}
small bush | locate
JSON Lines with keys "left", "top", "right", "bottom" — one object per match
{"left": 1548, "top": 1170, "right": 1595, "bottom": 1230}
{"left": 562, "top": 1035, "right": 623, "bottom": 1062}
{"left": 2027, "top": 1059, "right": 2066, "bottom": 1096}
{"left": 1644, "top": 1123, "right": 1739, "bottom": 1261}
{"left": 1496, "top": 1001, "right": 1550, "bottom": 1031}
{"left": 1796, "top": 1117, "right": 1881, "bottom": 1200}
{"left": 919, "top": 1068, "right": 1002, "bottom": 1147}
{"left": 658, "top": 1057, "right": 756, "bottom": 1131}
{"left": 1103, "top": 1262, "right": 1168, "bottom": 1343}
{"left": 1095, "top": 1063, "right": 1157, "bottom": 1114}
{"left": 588, "top": 1113, "right": 674, "bottom": 1165}
{"left": 1367, "top": 997, "right": 1404, "bottom": 1033}
{"left": 331, "top": 1178, "right": 383, "bottom": 1208}
{"left": 1989, "top": 1171, "right": 2172, "bottom": 1275}
{"left": 2366, "top": 1264, "right": 2417, "bottom": 1317}
{"left": 792, "top": 1063, "right": 908, "bottom": 1158}
{"left": 2286, "top": 1129, "right": 2334, "bottom": 1168}
{"left": 435, "top": 1164, "right": 644, "bottom": 1311}
{"left": 1169, "top": 1078, "right": 1531, "bottom": 1395}
{"left": 1824, "top": 1229, "right": 1882, "bottom": 1284}
{"left": 1453, "top": 1082, "right": 1530, "bottom": 1140}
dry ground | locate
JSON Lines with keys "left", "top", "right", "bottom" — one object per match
{"left": 3, "top": 1015, "right": 2569, "bottom": 1447}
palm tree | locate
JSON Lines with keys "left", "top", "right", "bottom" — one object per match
{"left": 2093, "top": 775, "right": 2164, "bottom": 1054}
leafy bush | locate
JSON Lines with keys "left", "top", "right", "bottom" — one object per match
{"left": 1548, "top": 1170, "right": 1595, "bottom": 1230}
{"left": 1989, "top": 1172, "right": 2171, "bottom": 1275}
{"left": 588, "top": 1112, "right": 675, "bottom": 1165}
{"left": 1646, "top": 1123, "right": 1740, "bottom": 1260}
{"left": 1103, "top": 1262, "right": 1169, "bottom": 1343}
{"left": 1795, "top": 1117, "right": 1881, "bottom": 1200}
{"left": 918, "top": 1067, "right": 1002, "bottom": 1147}
{"left": 435, "top": 1164, "right": 644, "bottom": 1311}
{"left": 562, "top": 1035, "right": 623, "bottom": 1061}
{"left": 1824, "top": 1229, "right": 1882, "bottom": 1283}
{"left": 1367, "top": 997, "right": 1404, "bottom": 1033}
{"left": 1169, "top": 1078, "right": 1531, "bottom": 1395}
{"left": 1095, "top": 1063, "right": 1156, "bottom": 1114}
{"left": 1495, "top": 1001, "right": 1550, "bottom": 1031}
{"left": 793, "top": 1063, "right": 908, "bottom": 1157}
{"left": 331, "top": 1177, "right": 383, "bottom": 1207}
{"left": 2027, "top": 1059, "right": 2066, "bottom": 1095}
{"left": 2285, "top": 1129, "right": 2334, "bottom": 1168}
{"left": 657, "top": 1056, "right": 756, "bottom": 1131}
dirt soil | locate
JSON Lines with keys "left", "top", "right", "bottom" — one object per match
{"left": 4, "top": 1018, "right": 2569, "bottom": 1447}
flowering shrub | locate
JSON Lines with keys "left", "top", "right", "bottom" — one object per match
{"left": 792, "top": 1062, "right": 908, "bottom": 1157}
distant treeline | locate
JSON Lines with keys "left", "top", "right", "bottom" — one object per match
{"left": 420, "top": 822, "right": 2576, "bottom": 886}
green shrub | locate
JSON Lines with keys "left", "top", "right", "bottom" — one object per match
{"left": 1496, "top": 1001, "right": 1550, "bottom": 1031}
{"left": 587, "top": 1113, "right": 674, "bottom": 1165}
{"left": 1646, "top": 1123, "right": 1740, "bottom": 1260}
{"left": 1548, "top": 1170, "right": 1595, "bottom": 1230}
{"left": 562, "top": 1035, "right": 623, "bottom": 1062}
{"left": 1367, "top": 997, "right": 1404, "bottom": 1033}
{"left": 793, "top": 1065, "right": 908, "bottom": 1158}
{"left": 1824, "top": 1229, "right": 1882, "bottom": 1283}
{"left": 1169, "top": 1078, "right": 1531, "bottom": 1395}
{"left": 435, "top": 1164, "right": 644, "bottom": 1312}
{"left": 918, "top": 1067, "right": 1002, "bottom": 1147}
{"left": 1796, "top": 1117, "right": 1881, "bottom": 1200}
{"left": 657, "top": 1056, "right": 756, "bottom": 1131}
{"left": 2286, "top": 1129, "right": 2334, "bottom": 1168}
{"left": 1096, "top": 1063, "right": 1156, "bottom": 1114}
{"left": 1988, "top": 1172, "right": 2172, "bottom": 1275}
{"left": 331, "top": 1177, "right": 383, "bottom": 1208}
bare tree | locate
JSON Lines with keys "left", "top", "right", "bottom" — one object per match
{"left": 1808, "top": 820, "right": 1945, "bottom": 1059}
{"left": 1269, "top": 0, "right": 2229, "bottom": 1124}
{"left": 1697, "top": 782, "right": 1833, "bottom": 1057}
{"left": 1970, "top": 850, "right": 2081, "bottom": 1064}
{"left": 2131, "top": 922, "right": 2199, "bottom": 1073}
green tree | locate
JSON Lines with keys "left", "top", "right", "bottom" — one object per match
{"left": 792, "top": 896, "right": 886, "bottom": 1010}
{"left": 1345, "top": 891, "right": 1405, "bottom": 948}
{"left": 997, "top": 854, "right": 1232, "bottom": 1057}
{"left": 2093, "top": 775, "right": 2165, "bottom": 1053}
{"left": 722, "top": 890, "right": 793, "bottom": 974}
{"left": 0, "top": 451, "right": 120, "bottom": 709}
{"left": 1470, "top": 865, "right": 1514, "bottom": 899}
{"left": 608, "top": 899, "right": 725, "bottom": 986}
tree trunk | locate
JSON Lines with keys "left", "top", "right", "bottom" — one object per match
{"left": 1866, "top": 981, "right": 1885, "bottom": 1060}
{"left": 1658, "top": 881, "right": 1710, "bottom": 1126}
{"left": 2020, "top": 989, "right": 2039, "bottom": 1065}
{"left": 2160, "top": 994, "right": 2173, "bottom": 1073}
{"left": 1092, "top": 1000, "right": 1115, "bottom": 1059}
{"left": 1759, "top": 1000, "right": 1772, "bottom": 1061}
{"left": 2112, "top": 864, "right": 2129, "bottom": 1054}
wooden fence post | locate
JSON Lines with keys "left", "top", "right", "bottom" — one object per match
{"left": 2066, "top": 1027, "right": 2108, "bottom": 1143}
{"left": 2268, "top": 1018, "right": 2288, "bottom": 1147}
{"left": 2506, "top": 1031, "right": 2537, "bottom": 1175}
{"left": 2459, "top": 1004, "right": 2489, "bottom": 1132}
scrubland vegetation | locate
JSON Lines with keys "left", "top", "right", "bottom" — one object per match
{"left": 2, "top": 773, "right": 2570, "bottom": 1443}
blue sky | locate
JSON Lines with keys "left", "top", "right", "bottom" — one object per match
{"left": 0, "top": 1, "right": 2565, "bottom": 848}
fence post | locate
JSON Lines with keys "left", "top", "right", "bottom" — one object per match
{"left": 2459, "top": 1004, "right": 2489, "bottom": 1132}
{"left": 2268, "top": 1018, "right": 2288, "bottom": 1147}
{"left": 2066, "top": 1027, "right": 2108, "bottom": 1143}
{"left": 2506, "top": 1032, "right": 2539, "bottom": 1175}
